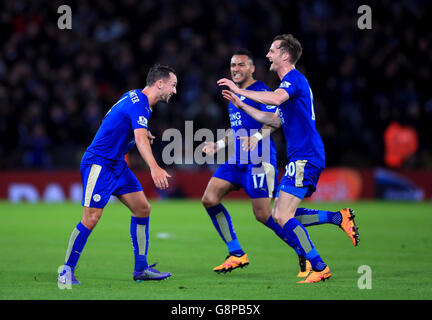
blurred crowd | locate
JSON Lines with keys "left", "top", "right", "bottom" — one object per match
{"left": 0, "top": 0, "right": 431, "bottom": 170}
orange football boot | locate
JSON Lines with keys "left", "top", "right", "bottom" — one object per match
{"left": 213, "top": 254, "right": 249, "bottom": 273}
{"left": 297, "top": 266, "right": 332, "bottom": 283}
{"left": 297, "top": 257, "right": 312, "bottom": 278}
{"left": 338, "top": 208, "right": 359, "bottom": 246}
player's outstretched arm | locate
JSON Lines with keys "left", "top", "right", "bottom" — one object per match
{"left": 134, "top": 128, "right": 171, "bottom": 190}
{"left": 222, "top": 90, "right": 281, "bottom": 128}
{"left": 218, "top": 78, "right": 289, "bottom": 106}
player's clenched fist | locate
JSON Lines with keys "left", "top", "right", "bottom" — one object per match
{"left": 202, "top": 142, "right": 218, "bottom": 155}
{"left": 150, "top": 166, "right": 171, "bottom": 190}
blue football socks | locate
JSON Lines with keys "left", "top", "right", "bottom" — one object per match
{"left": 130, "top": 216, "right": 149, "bottom": 272}
{"left": 265, "top": 215, "right": 305, "bottom": 261}
{"left": 295, "top": 208, "right": 342, "bottom": 227}
{"left": 265, "top": 215, "right": 286, "bottom": 239}
{"left": 64, "top": 222, "right": 92, "bottom": 273}
{"left": 206, "top": 203, "right": 245, "bottom": 257}
{"left": 283, "top": 218, "right": 326, "bottom": 271}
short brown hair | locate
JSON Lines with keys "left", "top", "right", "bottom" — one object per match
{"left": 146, "top": 64, "right": 176, "bottom": 86}
{"left": 273, "top": 34, "right": 303, "bottom": 65}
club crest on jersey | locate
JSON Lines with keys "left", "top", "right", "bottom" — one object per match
{"left": 240, "top": 96, "right": 246, "bottom": 101}
{"left": 137, "top": 116, "right": 148, "bottom": 127}
{"left": 280, "top": 81, "right": 291, "bottom": 88}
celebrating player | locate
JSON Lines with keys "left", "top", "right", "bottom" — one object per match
{"left": 202, "top": 49, "right": 280, "bottom": 273}
{"left": 58, "top": 64, "right": 177, "bottom": 285}
{"left": 218, "top": 35, "right": 359, "bottom": 283}
{"left": 203, "top": 49, "right": 358, "bottom": 278}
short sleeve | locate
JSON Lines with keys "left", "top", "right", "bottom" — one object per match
{"left": 278, "top": 76, "right": 297, "bottom": 98}
{"left": 260, "top": 103, "right": 278, "bottom": 113}
{"left": 129, "top": 103, "right": 151, "bottom": 130}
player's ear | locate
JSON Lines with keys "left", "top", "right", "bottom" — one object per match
{"left": 156, "top": 79, "right": 163, "bottom": 90}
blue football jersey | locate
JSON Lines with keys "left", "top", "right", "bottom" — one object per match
{"left": 82, "top": 89, "right": 151, "bottom": 173}
{"left": 228, "top": 81, "right": 277, "bottom": 165}
{"left": 277, "top": 69, "right": 325, "bottom": 168}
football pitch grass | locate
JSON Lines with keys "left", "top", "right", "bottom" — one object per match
{"left": 0, "top": 200, "right": 431, "bottom": 300}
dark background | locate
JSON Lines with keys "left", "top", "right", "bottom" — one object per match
{"left": 1, "top": 0, "right": 430, "bottom": 170}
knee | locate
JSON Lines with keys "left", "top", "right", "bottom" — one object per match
{"left": 272, "top": 208, "right": 286, "bottom": 227}
{"left": 272, "top": 208, "right": 296, "bottom": 227}
{"left": 201, "top": 193, "right": 219, "bottom": 208}
{"left": 133, "top": 202, "right": 151, "bottom": 218}
{"left": 272, "top": 214, "right": 284, "bottom": 227}
{"left": 82, "top": 209, "right": 102, "bottom": 230}
{"left": 254, "top": 209, "right": 270, "bottom": 224}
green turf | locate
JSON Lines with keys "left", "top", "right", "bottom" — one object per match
{"left": 0, "top": 200, "right": 431, "bottom": 300}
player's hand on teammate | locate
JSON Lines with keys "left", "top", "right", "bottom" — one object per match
{"left": 218, "top": 78, "right": 245, "bottom": 109}
{"left": 147, "top": 130, "right": 155, "bottom": 145}
{"left": 238, "top": 136, "right": 259, "bottom": 152}
{"left": 202, "top": 142, "right": 218, "bottom": 155}
{"left": 221, "top": 90, "right": 244, "bottom": 110}
{"left": 150, "top": 166, "right": 171, "bottom": 190}
{"left": 217, "top": 78, "right": 240, "bottom": 94}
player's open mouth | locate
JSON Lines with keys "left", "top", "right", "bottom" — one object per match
{"left": 268, "top": 60, "right": 275, "bottom": 69}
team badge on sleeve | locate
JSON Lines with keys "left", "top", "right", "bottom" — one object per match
{"left": 137, "top": 116, "right": 148, "bottom": 127}
{"left": 280, "top": 81, "right": 292, "bottom": 88}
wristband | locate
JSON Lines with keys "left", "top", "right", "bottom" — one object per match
{"left": 252, "top": 132, "right": 263, "bottom": 141}
{"left": 216, "top": 139, "right": 226, "bottom": 150}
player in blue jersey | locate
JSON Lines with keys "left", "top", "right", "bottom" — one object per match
{"left": 201, "top": 49, "right": 280, "bottom": 273}
{"left": 202, "top": 49, "right": 357, "bottom": 277}
{"left": 218, "top": 35, "right": 359, "bottom": 283}
{"left": 58, "top": 65, "right": 177, "bottom": 285}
